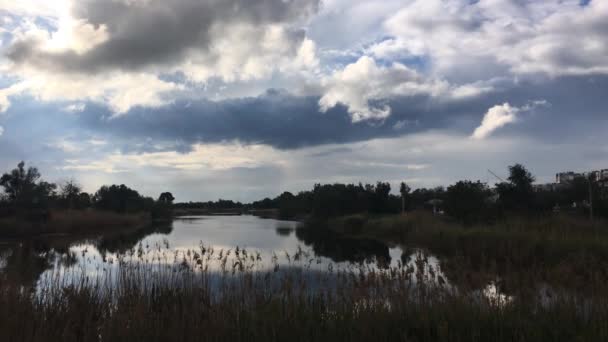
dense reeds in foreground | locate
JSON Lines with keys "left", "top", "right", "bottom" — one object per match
{"left": 1, "top": 240, "right": 608, "bottom": 342}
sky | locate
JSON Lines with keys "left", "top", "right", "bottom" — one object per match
{"left": 0, "top": 0, "right": 607, "bottom": 202}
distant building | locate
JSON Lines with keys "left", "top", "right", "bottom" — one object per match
{"left": 555, "top": 171, "right": 583, "bottom": 184}
{"left": 550, "top": 168, "right": 608, "bottom": 194}
{"left": 533, "top": 183, "right": 563, "bottom": 192}
{"left": 533, "top": 168, "right": 607, "bottom": 194}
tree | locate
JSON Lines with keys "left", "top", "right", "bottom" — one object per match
{"left": 76, "top": 192, "right": 92, "bottom": 209}
{"left": 59, "top": 179, "right": 82, "bottom": 209}
{"left": 497, "top": 163, "right": 536, "bottom": 212}
{"left": 152, "top": 192, "right": 175, "bottom": 219}
{"left": 158, "top": 192, "right": 175, "bottom": 204}
{"left": 0, "top": 161, "right": 56, "bottom": 209}
{"left": 93, "top": 184, "right": 148, "bottom": 213}
{"left": 399, "top": 182, "right": 411, "bottom": 213}
{"left": 372, "top": 182, "right": 392, "bottom": 213}
{"left": 444, "top": 180, "right": 491, "bottom": 223}
{"left": 508, "top": 164, "right": 535, "bottom": 192}
{"left": 1, "top": 161, "right": 41, "bottom": 201}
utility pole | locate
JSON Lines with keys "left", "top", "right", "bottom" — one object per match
{"left": 589, "top": 175, "right": 594, "bottom": 221}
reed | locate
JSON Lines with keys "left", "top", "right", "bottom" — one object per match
{"left": 0, "top": 209, "right": 150, "bottom": 238}
{"left": 1, "top": 242, "right": 607, "bottom": 342}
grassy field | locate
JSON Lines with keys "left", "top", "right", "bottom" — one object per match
{"left": 1, "top": 244, "right": 607, "bottom": 342}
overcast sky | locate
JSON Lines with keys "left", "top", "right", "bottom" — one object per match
{"left": 0, "top": 0, "right": 607, "bottom": 201}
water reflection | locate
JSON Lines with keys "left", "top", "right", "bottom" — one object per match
{"left": 1, "top": 216, "right": 406, "bottom": 287}
{"left": 295, "top": 227, "right": 391, "bottom": 266}
{"left": 275, "top": 226, "right": 294, "bottom": 237}
{"left": 97, "top": 221, "right": 174, "bottom": 254}
{"left": 0, "top": 216, "right": 466, "bottom": 295}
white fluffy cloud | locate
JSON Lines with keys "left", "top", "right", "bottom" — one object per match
{"left": 319, "top": 56, "right": 448, "bottom": 121}
{"left": 2, "top": 0, "right": 608, "bottom": 125}
{"left": 319, "top": 56, "right": 493, "bottom": 122}
{"left": 382, "top": 0, "right": 608, "bottom": 79}
{"left": 0, "top": 69, "right": 182, "bottom": 114}
{"left": 471, "top": 103, "right": 519, "bottom": 140}
{"left": 0, "top": 0, "right": 320, "bottom": 114}
{"left": 61, "top": 143, "right": 284, "bottom": 174}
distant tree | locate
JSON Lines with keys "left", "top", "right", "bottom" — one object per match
{"left": 372, "top": 182, "right": 392, "bottom": 213}
{"left": 497, "top": 163, "right": 536, "bottom": 212}
{"left": 410, "top": 186, "right": 446, "bottom": 210}
{"left": 152, "top": 192, "right": 175, "bottom": 219}
{"left": 1, "top": 161, "right": 41, "bottom": 201}
{"left": 93, "top": 184, "right": 148, "bottom": 213}
{"left": 277, "top": 191, "right": 298, "bottom": 219}
{"left": 76, "top": 192, "right": 92, "bottom": 209}
{"left": 508, "top": 164, "right": 535, "bottom": 191}
{"left": 0, "top": 161, "right": 56, "bottom": 209}
{"left": 444, "top": 180, "right": 491, "bottom": 223}
{"left": 399, "top": 182, "right": 411, "bottom": 213}
{"left": 59, "top": 179, "right": 82, "bottom": 209}
{"left": 158, "top": 192, "right": 175, "bottom": 204}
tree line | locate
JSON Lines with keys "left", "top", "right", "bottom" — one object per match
{"left": 0, "top": 162, "right": 174, "bottom": 220}
{"left": 3, "top": 161, "right": 606, "bottom": 224}
{"left": 246, "top": 164, "right": 608, "bottom": 222}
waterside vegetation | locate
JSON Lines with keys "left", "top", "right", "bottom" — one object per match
{"left": 1, "top": 242, "right": 608, "bottom": 342}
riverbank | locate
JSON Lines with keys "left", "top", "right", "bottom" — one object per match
{"left": 311, "top": 211, "right": 608, "bottom": 291}
{"left": 0, "top": 209, "right": 151, "bottom": 239}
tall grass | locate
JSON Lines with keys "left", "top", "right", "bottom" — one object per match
{"left": 0, "top": 209, "right": 150, "bottom": 238}
{"left": 318, "top": 212, "right": 608, "bottom": 292}
{"left": 1, "top": 242, "right": 608, "bottom": 342}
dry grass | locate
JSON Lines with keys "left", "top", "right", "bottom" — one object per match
{"left": 1, "top": 243, "right": 607, "bottom": 342}
{"left": 319, "top": 211, "right": 608, "bottom": 292}
{"left": 0, "top": 209, "right": 150, "bottom": 238}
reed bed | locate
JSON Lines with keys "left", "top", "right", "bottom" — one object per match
{"left": 0, "top": 209, "right": 150, "bottom": 238}
{"left": 1, "top": 242, "right": 608, "bottom": 342}
{"left": 322, "top": 212, "right": 608, "bottom": 292}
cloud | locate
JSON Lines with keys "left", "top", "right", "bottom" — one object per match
{"left": 48, "top": 128, "right": 608, "bottom": 201}
{"left": 0, "top": 125, "right": 3, "bottom": 136}
{"left": 1, "top": 0, "right": 321, "bottom": 113}
{"left": 0, "top": 71, "right": 182, "bottom": 114}
{"left": 471, "top": 103, "right": 519, "bottom": 140}
{"left": 61, "top": 142, "right": 283, "bottom": 174}
{"left": 318, "top": 56, "right": 493, "bottom": 122}
{"left": 319, "top": 56, "right": 447, "bottom": 121}
{"left": 63, "top": 103, "right": 85, "bottom": 113}
{"left": 382, "top": 0, "right": 608, "bottom": 80}
{"left": 7, "top": 0, "right": 320, "bottom": 73}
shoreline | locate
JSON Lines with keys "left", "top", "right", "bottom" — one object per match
{"left": 0, "top": 209, "right": 154, "bottom": 241}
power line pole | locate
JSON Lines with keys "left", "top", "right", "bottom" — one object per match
{"left": 589, "top": 175, "right": 594, "bottom": 221}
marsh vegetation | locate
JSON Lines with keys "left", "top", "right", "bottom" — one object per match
{"left": 2, "top": 162, "right": 608, "bottom": 341}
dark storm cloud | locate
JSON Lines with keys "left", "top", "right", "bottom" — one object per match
{"left": 77, "top": 90, "right": 443, "bottom": 151}
{"left": 2, "top": 75, "right": 605, "bottom": 161}
{"left": 71, "top": 75, "right": 608, "bottom": 152}
{"left": 7, "top": 0, "right": 319, "bottom": 73}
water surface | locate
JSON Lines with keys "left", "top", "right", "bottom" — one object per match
{"left": 1, "top": 215, "right": 446, "bottom": 288}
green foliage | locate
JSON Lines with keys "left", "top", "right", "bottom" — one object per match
{"left": 444, "top": 181, "right": 492, "bottom": 223}
{"left": 497, "top": 163, "right": 535, "bottom": 212}
{"left": 158, "top": 192, "right": 175, "bottom": 204}
{"left": 0, "top": 161, "right": 57, "bottom": 211}
{"left": 93, "top": 184, "right": 154, "bottom": 213}
{"left": 151, "top": 192, "right": 175, "bottom": 219}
